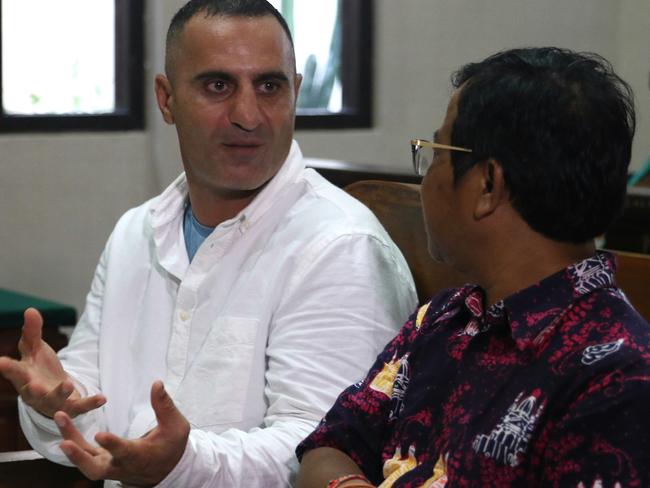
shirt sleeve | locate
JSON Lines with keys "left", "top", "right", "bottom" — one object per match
{"left": 18, "top": 243, "right": 109, "bottom": 466}
{"left": 295, "top": 302, "right": 422, "bottom": 485}
{"left": 157, "top": 233, "right": 418, "bottom": 487}
{"left": 538, "top": 370, "right": 650, "bottom": 487}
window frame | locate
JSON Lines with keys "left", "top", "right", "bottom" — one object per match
{"left": 0, "top": 0, "right": 144, "bottom": 133}
{"left": 295, "top": 0, "right": 373, "bottom": 130}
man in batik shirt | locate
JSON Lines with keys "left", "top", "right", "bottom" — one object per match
{"left": 295, "top": 47, "right": 650, "bottom": 488}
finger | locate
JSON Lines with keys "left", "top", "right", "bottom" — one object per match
{"left": 20, "top": 380, "right": 76, "bottom": 417}
{"left": 19, "top": 381, "right": 55, "bottom": 413}
{"left": 54, "top": 411, "right": 98, "bottom": 453}
{"left": 40, "top": 381, "right": 104, "bottom": 418}
{"left": 95, "top": 432, "right": 132, "bottom": 462}
{"left": 0, "top": 356, "right": 31, "bottom": 390}
{"left": 65, "top": 394, "right": 107, "bottom": 418}
{"left": 40, "top": 379, "right": 75, "bottom": 408}
{"left": 19, "top": 308, "right": 44, "bottom": 356}
{"left": 59, "top": 440, "right": 109, "bottom": 481}
{"left": 150, "top": 381, "right": 187, "bottom": 432}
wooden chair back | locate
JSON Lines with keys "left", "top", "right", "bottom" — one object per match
{"left": 613, "top": 250, "right": 650, "bottom": 321}
{"left": 345, "top": 180, "right": 466, "bottom": 304}
{"left": 345, "top": 180, "right": 650, "bottom": 321}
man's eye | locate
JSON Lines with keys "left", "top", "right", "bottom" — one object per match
{"left": 260, "top": 81, "right": 279, "bottom": 93}
{"left": 208, "top": 80, "right": 228, "bottom": 93}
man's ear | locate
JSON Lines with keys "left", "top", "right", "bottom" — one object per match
{"left": 154, "top": 74, "right": 175, "bottom": 125}
{"left": 294, "top": 73, "right": 303, "bottom": 101}
{"left": 474, "top": 159, "right": 507, "bottom": 219}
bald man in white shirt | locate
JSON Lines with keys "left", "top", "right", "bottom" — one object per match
{"left": 0, "top": 1, "right": 416, "bottom": 486}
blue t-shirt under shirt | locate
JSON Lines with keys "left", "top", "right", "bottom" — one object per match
{"left": 183, "top": 202, "right": 215, "bottom": 262}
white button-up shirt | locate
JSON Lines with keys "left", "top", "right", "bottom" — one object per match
{"left": 19, "top": 141, "right": 417, "bottom": 487}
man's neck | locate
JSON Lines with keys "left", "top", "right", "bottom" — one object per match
{"left": 187, "top": 186, "right": 262, "bottom": 227}
{"left": 472, "top": 231, "right": 596, "bottom": 307}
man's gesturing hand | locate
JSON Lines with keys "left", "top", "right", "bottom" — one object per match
{"left": 56, "top": 381, "right": 191, "bottom": 486}
{"left": 0, "top": 308, "right": 105, "bottom": 418}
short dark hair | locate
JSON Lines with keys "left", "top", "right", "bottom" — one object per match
{"left": 449, "top": 47, "right": 635, "bottom": 243}
{"left": 165, "top": 0, "right": 293, "bottom": 76}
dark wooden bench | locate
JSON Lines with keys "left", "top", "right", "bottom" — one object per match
{"left": 0, "top": 451, "right": 101, "bottom": 488}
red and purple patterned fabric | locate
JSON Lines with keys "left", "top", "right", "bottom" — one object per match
{"left": 297, "top": 252, "right": 650, "bottom": 487}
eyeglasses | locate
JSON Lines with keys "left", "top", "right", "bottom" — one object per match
{"left": 410, "top": 138, "right": 472, "bottom": 176}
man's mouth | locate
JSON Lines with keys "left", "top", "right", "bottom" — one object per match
{"left": 222, "top": 141, "right": 265, "bottom": 159}
{"left": 223, "top": 139, "right": 264, "bottom": 148}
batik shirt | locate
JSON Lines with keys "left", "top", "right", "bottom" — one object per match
{"left": 297, "top": 252, "right": 650, "bottom": 487}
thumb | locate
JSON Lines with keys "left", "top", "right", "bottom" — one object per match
{"left": 150, "top": 381, "right": 187, "bottom": 433}
{"left": 19, "top": 308, "right": 44, "bottom": 357}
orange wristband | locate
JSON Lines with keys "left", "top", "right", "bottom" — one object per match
{"left": 327, "top": 473, "right": 373, "bottom": 488}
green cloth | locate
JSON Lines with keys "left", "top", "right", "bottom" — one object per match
{"left": 0, "top": 288, "right": 77, "bottom": 329}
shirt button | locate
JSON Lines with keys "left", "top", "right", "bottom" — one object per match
{"left": 179, "top": 310, "right": 190, "bottom": 321}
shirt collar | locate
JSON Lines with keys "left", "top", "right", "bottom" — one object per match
{"left": 502, "top": 251, "right": 617, "bottom": 350}
{"left": 146, "top": 140, "right": 304, "bottom": 279}
{"left": 234, "top": 139, "right": 304, "bottom": 228}
{"left": 449, "top": 251, "right": 618, "bottom": 350}
{"left": 149, "top": 139, "right": 304, "bottom": 231}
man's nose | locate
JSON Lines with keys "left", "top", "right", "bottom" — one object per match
{"left": 230, "top": 86, "right": 262, "bottom": 131}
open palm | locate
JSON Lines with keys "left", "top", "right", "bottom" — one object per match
{"left": 0, "top": 308, "right": 105, "bottom": 418}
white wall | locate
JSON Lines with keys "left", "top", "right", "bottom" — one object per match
{"left": 617, "top": 0, "right": 650, "bottom": 177}
{"left": 1, "top": 0, "right": 648, "bottom": 312}
{"left": 0, "top": 133, "right": 155, "bottom": 311}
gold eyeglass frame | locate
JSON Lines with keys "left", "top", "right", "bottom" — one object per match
{"left": 410, "top": 138, "right": 472, "bottom": 176}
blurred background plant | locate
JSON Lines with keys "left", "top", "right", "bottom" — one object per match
{"left": 272, "top": 0, "right": 342, "bottom": 113}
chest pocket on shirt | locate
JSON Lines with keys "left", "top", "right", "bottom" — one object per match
{"left": 177, "top": 316, "right": 259, "bottom": 428}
